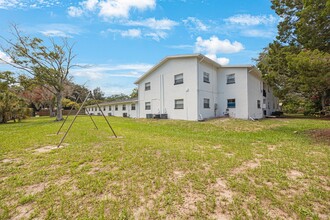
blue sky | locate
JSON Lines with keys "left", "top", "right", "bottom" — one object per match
{"left": 0, "top": 0, "right": 279, "bottom": 96}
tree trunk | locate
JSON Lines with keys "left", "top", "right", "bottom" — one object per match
{"left": 49, "top": 102, "right": 54, "bottom": 117}
{"left": 56, "top": 92, "right": 63, "bottom": 121}
{"left": 321, "top": 91, "right": 326, "bottom": 111}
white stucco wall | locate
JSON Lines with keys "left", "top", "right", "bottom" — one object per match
{"left": 197, "top": 61, "right": 219, "bottom": 120}
{"left": 217, "top": 67, "right": 249, "bottom": 119}
{"left": 138, "top": 57, "right": 199, "bottom": 120}
{"left": 85, "top": 102, "right": 138, "bottom": 118}
{"left": 247, "top": 71, "right": 264, "bottom": 119}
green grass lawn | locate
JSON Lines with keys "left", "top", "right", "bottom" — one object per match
{"left": 0, "top": 116, "right": 329, "bottom": 219}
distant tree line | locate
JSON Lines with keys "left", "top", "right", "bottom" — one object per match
{"left": 0, "top": 25, "right": 138, "bottom": 123}
{"left": 256, "top": 0, "right": 330, "bottom": 115}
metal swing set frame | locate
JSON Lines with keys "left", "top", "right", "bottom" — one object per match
{"left": 56, "top": 91, "right": 117, "bottom": 148}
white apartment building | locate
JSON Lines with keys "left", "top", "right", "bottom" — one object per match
{"left": 86, "top": 54, "right": 278, "bottom": 120}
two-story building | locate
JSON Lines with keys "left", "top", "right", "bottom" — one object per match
{"left": 86, "top": 54, "right": 278, "bottom": 120}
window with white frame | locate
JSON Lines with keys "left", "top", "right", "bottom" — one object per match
{"left": 145, "top": 102, "right": 151, "bottom": 110}
{"left": 109, "top": 106, "right": 111, "bottom": 111}
{"left": 227, "top": 74, "right": 235, "bottom": 84}
{"left": 122, "top": 104, "right": 126, "bottom": 111}
{"left": 203, "top": 72, "right": 210, "bottom": 83}
{"left": 257, "top": 100, "right": 261, "bottom": 109}
{"left": 131, "top": 104, "right": 136, "bottom": 110}
{"left": 115, "top": 105, "right": 118, "bottom": 111}
{"left": 103, "top": 106, "right": 106, "bottom": 111}
{"left": 227, "top": 99, "right": 236, "bottom": 108}
{"left": 174, "top": 73, "right": 183, "bottom": 85}
{"left": 145, "top": 82, "right": 151, "bottom": 91}
{"left": 174, "top": 99, "right": 184, "bottom": 109}
{"left": 204, "top": 98, "right": 210, "bottom": 108}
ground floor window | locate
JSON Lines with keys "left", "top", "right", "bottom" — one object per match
{"left": 115, "top": 105, "right": 118, "bottom": 111}
{"left": 227, "top": 99, "right": 236, "bottom": 108}
{"left": 109, "top": 106, "right": 111, "bottom": 111}
{"left": 145, "top": 102, "right": 151, "bottom": 110}
{"left": 175, "top": 99, "right": 184, "bottom": 109}
{"left": 204, "top": 98, "right": 210, "bottom": 108}
{"left": 122, "top": 104, "right": 126, "bottom": 111}
{"left": 257, "top": 100, "right": 261, "bottom": 109}
{"left": 131, "top": 104, "right": 136, "bottom": 110}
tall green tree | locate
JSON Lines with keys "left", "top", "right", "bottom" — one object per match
{"left": 257, "top": 0, "right": 330, "bottom": 113}
{"left": 0, "top": 25, "right": 76, "bottom": 121}
{"left": 0, "top": 71, "right": 27, "bottom": 123}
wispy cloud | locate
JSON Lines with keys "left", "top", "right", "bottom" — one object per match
{"left": 71, "top": 63, "right": 153, "bottom": 80}
{"left": 68, "top": 0, "right": 156, "bottom": 19}
{"left": 0, "top": 0, "right": 62, "bottom": 9}
{"left": 103, "top": 28, "right": 142, "bottom": 38}
{"left": 37, "top": 24, "right": 83, "bottom": 38}
{"left": 0, "top": 51, "right": 12, "bottom": 64}
{"left": 225, "top": 14, "right": 278, "bottom": 26}
{"left": 125, "top": 18, "right": 178, "bottom": 30}
{"left": 183, "top": 17, "right": 208, "bottom": 32}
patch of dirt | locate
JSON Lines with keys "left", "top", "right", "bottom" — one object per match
{"left": 262, "top": 200, "right": 290, "bottom": 219}
{"left": 12, "top": 204, "right": 34, "bottom": 220}
{"left": 268, "top": 145, "right": 277, "bottom": 151}
{"left": 232, "top": 159, "right": 260, "bottom": 175}
{"left": 209, "top": 178, "right": 233, "bottom": 219}
{"left": 24, "top": 182, "right": 47, "bottom": 195}
{"left": 177, "top": 186, "right": 206, "bottom": 216}
{"left": 1, "top": 158, "right": 20, "bottom": 163}
{"left": 173, "top": 170, "right": 186, "bottom": 182}
{"left": 133, "top": 188, "right": 165, "bottom": 219}
{"left": 307, "top": 129, "right": 330, "bottom": 145}
{"left": 33, "top": 144, "right": 69, "bottom": 153}
{"left": 287, "top": 170, "right": 304, "bottom": 180}
{"left": 225, "top": 153, "right": 234, "bottom": 158}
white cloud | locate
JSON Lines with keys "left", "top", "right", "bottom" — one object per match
{"left": 83, "top": 0, "right": 98, "bottom": 11}
{"left": 71, "top": 63, "right": 152, "bottom": 80}
{"left": 194, "top": 36, "right": 244, "bottom": 65}
{"left": 195, "top": 36, "right": 244, "bottom": 54}
{"left": 98, "top": 0, "right": 155, "bottom": 19}
{"left": 225, "top": 14, "right": 277, "bottom": 26}
{"left": 144, "top": 31, "right": 167, "bottom": 41}
{"left": 68, "top": 6, "right": 84, "bottom": 17}
{"left": 241, "top": 29, "right": 276, "bottom": 38}
{"left": 205, "top": 54, "right": 230, "bottom": 65}
{"left": 0, "top": 51, "right": 12, "bottom": 64}
{"left": 0, "top": 0, "right": 61, "bottom": 9}
{"left": 121, "top": 29, "right": 141, "bottom": 38}
{"left": 38, "top": 24, "right": 82, "bottom": 38}
{"left": 40, "top": 30, "right": 72, "bottom": 38}
{"left": 102, "top": 28, "right": 141, "bottom": 38}
{"left": 125, "top": 18, "right": 178, "bottom": 30}
{"left": 183, "top": 17, "right": 208, "bottom": 31}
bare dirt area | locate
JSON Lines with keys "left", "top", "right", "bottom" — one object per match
{"left": 33, "top": 143, "right": 69, "bottom": 153}
{"left": 307, "top": 129, "right": 330, "bottom": 145}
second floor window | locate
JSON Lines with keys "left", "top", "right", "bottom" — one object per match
{"left": 174, "top": 73, "right": 183, "bottom": 85}
{"left": 227, "top": 74, "right": 235, "bottom": 84}
{"left": 203, "top": 72, "right": 210, "bottom": 83}
{"left": 145, "top": 82, "right": 151, "bottom": 91}
{"left": 145, "top": 102, "right": 151, "bottom": 110}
